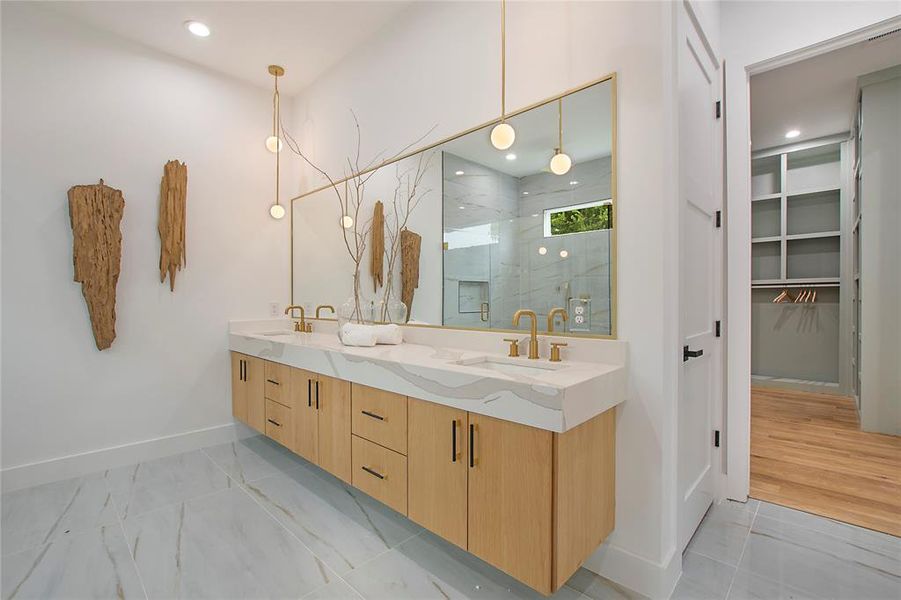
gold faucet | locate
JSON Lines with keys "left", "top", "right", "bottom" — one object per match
{"left": 512, "top": 309, "right": 540, "bottom": 359}
{"left": 315, "top": 305, "right": 336, "bottom": 319}
{"left": 284, "top": 305, "right": 306, "bottom": 332}
{"left": 547, "top": 307, "right": 569, "bottom": 333}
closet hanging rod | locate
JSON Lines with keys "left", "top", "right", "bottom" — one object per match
{"left": 752, "top": 283, "right": 839, "bottom": 289}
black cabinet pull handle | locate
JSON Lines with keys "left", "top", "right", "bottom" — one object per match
{"left": 315, "top": 380, "right": 320, "bottom": 409}
{"left": 452, "top": 420, "right": 457, "bottom": 462}
{"left": 361, "top": 410, "right": 384, "bottom": 421}
{"left": 267, "top": 418, "right": 281, "bottom": 427}
{"left": 361, "top": 465, "right": 384, "bottom": 480}
{"left": 469, "top": 423, "right": 475, "bottom": 468}
{"left": 266, "top": 379, "right": 280, "bottom": 386}
{"left": 239, "top": 360, "right": 245, "bottom": 382}
{"left": 683, "top": 346, "right": 704, "bottom": 362}
{"left": 307, "top": 379, "right": 312, "bottom": 407}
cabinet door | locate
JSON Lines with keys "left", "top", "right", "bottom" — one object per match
{"left": 290, "top": 368, "right": 319, "bottom": 463}
{"left": 244, "top": 356, "right": 266, "bottom": 433}
{"left": 408, "top": 398, "right": 468, "bottom": 549}
{"left": 317, "top": 374, "right": 352, "bottom": 483}
{"left": 231, "top": 352, "right": 247, "bottom": 423}
{"left": 467, "top": 414, "right": 553, "bottom": 594}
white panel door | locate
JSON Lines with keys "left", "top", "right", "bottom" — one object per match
{"left": 677, "top": 7, "right": 723, "bottom": 551}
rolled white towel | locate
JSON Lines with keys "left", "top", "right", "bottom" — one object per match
{"left": 372, "top": 324, "right": 403, "bottom": 345}
{"left": 339, "top": 323, "right": 377, "bottom": 347}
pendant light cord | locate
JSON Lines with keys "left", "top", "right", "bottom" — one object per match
{"left": 274, "top": 72, "right": 280, "bottom": 207}
{"left": 558, "top": 98, "right": 563, "bottom": 152}
{"left": 500, "top": 0, "right": 506, "bottom": 121}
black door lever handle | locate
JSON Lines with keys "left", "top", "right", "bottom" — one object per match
{"left": 683, "top": 346, "right": 704, "bottom": 362}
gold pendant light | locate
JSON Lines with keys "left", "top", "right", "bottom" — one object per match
{"left": 268, "top": 65, "right": 286, "bottom": 219}
{"left": 490, "top": 0, "right": 515, "bottom": 150}
{"left": 549, "top": 98, "right": 572, "bottom": 175}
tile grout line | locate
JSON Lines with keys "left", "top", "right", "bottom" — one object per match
{"left": 200, "top": 445, "right": 368, "bottom": 599}
{"left": 723, "top": 500, "right": 760, "bottom": 599}
{"left": 102, "top": 470, "right": 151, "bottom": 600}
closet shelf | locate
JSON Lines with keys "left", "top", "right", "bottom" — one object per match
{"left": 751, "top": 236, "right": 781, "bottom": 244}
{"left": 785, "top": 231, "right": 840, "bottom": 241}
{"left": 752, "top": 278, "right": 840, "bottom": 288}
{"left": 752, "top": 192, "right": 781, "bottom": 202}
{"left": 786, "top": 186, "right": 840, "bottom": 198}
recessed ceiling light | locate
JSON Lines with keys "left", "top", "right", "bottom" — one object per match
{"left": 785, "top": 129, "right": 801, "bottom": 139}
{"left": 531, "top": 213, "right": 539, "bottom": 217}
{"left": 455, "top": 170, "right": 465, "bottom": 176}
{"left": 505, "top": 153, "right": 517, "bottom": 161}
{"left": 185, "top": 20, "right": 211, "bottom": 37}
{"left": 560, "top": 250, "right": 569, "bottom": 258}
{"left": 569, "top": 180, "right": 579, "bottom": 186}
{"left": 538, "top": 246, "right": 547, "bottom": 255}
{"left": 522, "top": 191, "right": 529, "bottom": 195}
{"left": 458, "top": 205, "right": 465, "bottom": 210}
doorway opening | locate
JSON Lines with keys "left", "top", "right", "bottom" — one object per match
{"left": 747, "top": 33, "right": 901, "bottom": 535}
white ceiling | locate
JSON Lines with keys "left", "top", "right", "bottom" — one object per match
{"left": 441, "top": 80, "right": 613, "bottom": 178}
{"left": 45, "top": 1, "right": 412, "bottom": 96}
{"left": 750, "top": 32, "right": 901, "bottom": 150}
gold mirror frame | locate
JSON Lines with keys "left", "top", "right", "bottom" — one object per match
{"left": 290, "top": 72, "right": 617, "bottom": 340}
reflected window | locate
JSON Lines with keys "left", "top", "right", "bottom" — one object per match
{"left": 444, "top": 223, "right": 499, "bottom": 250}
{"left": 544, "top": 199, "right": 613, "bottom": 237}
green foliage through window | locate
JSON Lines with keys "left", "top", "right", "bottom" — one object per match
{"left": 549, "top": 203, "right": 612, "bottom": 236}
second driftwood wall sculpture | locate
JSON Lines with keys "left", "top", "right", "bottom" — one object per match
{"left": 158, "top": 160, "right": 188, "bottom": 291}
{"left": 400, "top": 228, "right": 421, "bottom": 323}
{"left": 68, "top": 179, "right": 125, "bottom": 350}
{"left": 370, "top": 200, "right": 384, "bottom": 292}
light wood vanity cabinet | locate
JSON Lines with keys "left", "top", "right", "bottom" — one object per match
{"left": 230, "top": 352, "right": 265, "bottom": 433}
{"left": 407, "top": 399, "right": 469, "bottom": 549}
{"left": 230, "top": 356, "right": 616, "bottom": 596}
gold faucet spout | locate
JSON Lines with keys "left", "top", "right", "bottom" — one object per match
{"left": 315, "top": 304, "right": 336, "bottom": 319}
{"left": 547, "top": 307, "right": 569, "bottom": 333}
{"left": 512, "top": 309, "right": 539, "bottom": 359}
{"left": 284, "top": 305, "right": 306, "bottom": 332}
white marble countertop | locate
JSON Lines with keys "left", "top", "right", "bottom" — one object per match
{"left": 228, "top": 319, "right": 627, "bottom": 432}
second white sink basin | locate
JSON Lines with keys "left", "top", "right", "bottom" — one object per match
{"left": 455, "top": 356, "right": 566, "bottom": 377}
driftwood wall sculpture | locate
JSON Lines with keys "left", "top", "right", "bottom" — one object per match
{"left": 158, "top": 160, "right": 187, "bottom": 291}
{"left": 68, "top": 179, "right": 124, "bottom": 350}
{"left": 400, "top": 228, "right": 421, "bottom": 323}
{"left": 370, "top": 200, "right": 384, "bottom": 292}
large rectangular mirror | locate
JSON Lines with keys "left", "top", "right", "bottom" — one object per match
{"left": 292, "top": 75, "right": 616, "bottom": 338}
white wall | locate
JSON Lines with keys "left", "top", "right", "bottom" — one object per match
{"left": 289, "top": 1, "right": 681, "bottom": 596}
{"left": 721, "top": 0, "right": 901, "bottom": 501}
{"left": 1, "top": 3, "right": 290, "bottom": 488}
{"left": 859, "top": 69, "right": 901, "bottom": 436}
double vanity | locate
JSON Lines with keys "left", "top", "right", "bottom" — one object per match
{"left": 228, "top": 318, "right": 627, "bottom": 595}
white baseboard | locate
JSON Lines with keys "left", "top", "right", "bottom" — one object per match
{"left": 583, "top": 541, "right": 681, "bottom": 599}
{"left": 1, "top": 421, "right": 256, "bottom": 493}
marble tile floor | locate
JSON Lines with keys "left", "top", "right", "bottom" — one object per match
{"left": 2, "top": 435, "right": 898, "bottom": 600}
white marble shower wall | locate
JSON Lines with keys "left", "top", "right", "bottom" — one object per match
{"left": 443, "top": 153, "right": 520, "bottom": 329}
{"left": 517, "top": 157, "right": 613, "bottom": 334}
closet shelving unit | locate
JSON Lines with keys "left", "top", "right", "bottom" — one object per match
{"left": 751, "top": 135, "right": 851, "bottom": 394}
{"left": 751, "top": 139, "right": 844, "bottom": 288}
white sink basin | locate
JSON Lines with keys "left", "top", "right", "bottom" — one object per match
{"left": 455, "top": 356, "right": 566, "bottom": 377}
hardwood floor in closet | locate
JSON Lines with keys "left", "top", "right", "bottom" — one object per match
{"left": 751, "top": 387, "right": 901, "bottom": 536}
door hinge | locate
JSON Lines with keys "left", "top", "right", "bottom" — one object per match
{"left": 715, "top": 320, "right": 721, "bottom": 337}
{"left": 715, "top": 210, "right": 722, "bottom": 228}
{"left": 714, "top": 430, "right": 721, "bottom": 447}
{"left": 715, "top": 100, "right": 722, "bottom": 119}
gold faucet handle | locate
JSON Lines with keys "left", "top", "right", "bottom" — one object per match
{"left": 503, "top": 338, "right": 521, "bottom": 358}
{"left": 549, "top": 342, "right": 568, "bottom": 363}
{"left": 293, "top": 320, "right": 304, "bottom": 332}
{"left": 304, "top": 322, "right": 313, "bottom": 333}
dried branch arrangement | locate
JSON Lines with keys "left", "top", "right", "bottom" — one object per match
{"left": 158, "top": 160, "right": 187, "bottom": 291}
{"left": 281, "top": 111, "right": 435, "bottom": 323}
{"left": 379, "top": 152, "right": 434, "bottom": 322}
{"left": 68, "top": 179, "right": 124, "bottom": 350}
{"left": 401, "top": 229, "right": 422, "bottom": 321}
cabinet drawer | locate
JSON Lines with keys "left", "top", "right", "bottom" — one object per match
{"left": 265, "top": 399, "right": 293, "bottom": 449}
{"left": 351, "top": 384, "right": 408, "bottom": 454}
{"left": 352, "top": 435, "right": 407, "bottom": 515}
{"left": 264, "top": 361, "right": 292, "bottom": 407}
